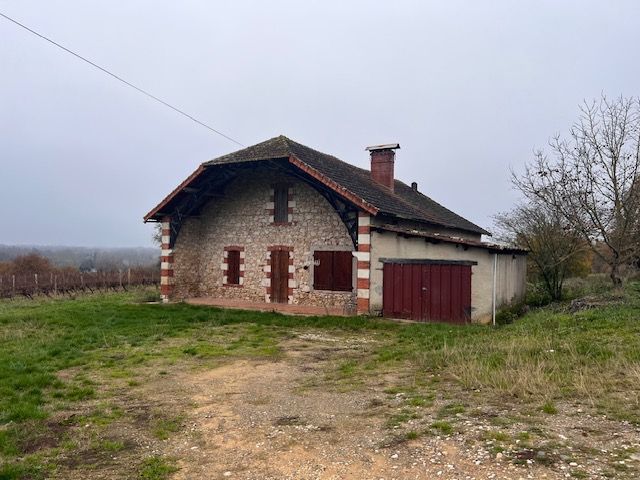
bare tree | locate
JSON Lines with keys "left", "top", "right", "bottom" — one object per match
{"left": 495, "top": 203, "right": 589, "bottom": 300}
{"left": 514, "top": 95, "right": 640, "bottom": 285}
{"left": 152, "top": 224, "right": 162, "bottom": 247}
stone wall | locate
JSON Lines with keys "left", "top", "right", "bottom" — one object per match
{"left": 172, "top": 169, "right": 357, "bottom": 313}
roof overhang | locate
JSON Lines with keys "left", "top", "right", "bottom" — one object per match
{"left": 143, "top": 155, "right": 379, "bottom": 223}
{"left": 143, "top": 165, "right": 205, "bottom": 222}
{"left": 379, "top": 258, "right": 478, "bottom": 266}
{"left": 371, "top": 224, "right": 528, "bottom": 254}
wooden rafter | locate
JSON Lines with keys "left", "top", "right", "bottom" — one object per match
{"left": 166, "top": 168, "right": 238, "bottom": 248}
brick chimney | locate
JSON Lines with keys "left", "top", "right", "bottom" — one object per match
{"left": 366, "top": 143, "right": 400, "bottom": 191}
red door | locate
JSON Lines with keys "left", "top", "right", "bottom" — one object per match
{"left": 270, "top": 249, "right": 289, "bottom": 304}
{"left": 383, "top": 262, "right": 471, "bottom": 323}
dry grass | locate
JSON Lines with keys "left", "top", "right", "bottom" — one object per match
{"left": 368, "top": 284, "right": 640, "bottom": 420}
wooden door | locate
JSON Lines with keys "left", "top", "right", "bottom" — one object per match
{"left": 270, "top": 249, "right": 289, "bottom": 303}
{"left": 383, "top": 262, "right": 471, "bottom": 323}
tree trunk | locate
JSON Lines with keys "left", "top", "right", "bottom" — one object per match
{"left": 610, "top": 262, "right": 623, "bottom": 286}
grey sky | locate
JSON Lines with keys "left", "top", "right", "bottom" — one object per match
{"left": 1, "top": 1, "right": 639, "bottom": 247}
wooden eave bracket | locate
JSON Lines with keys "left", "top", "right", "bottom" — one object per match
{"left": 287, "top": 155, "right": 379, "bottom": 216}
{"left": 143, "top": 165, "right": 206, "bottom": 222}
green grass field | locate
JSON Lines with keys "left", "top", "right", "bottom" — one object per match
{"left": 1, "top": 283, "right": 639, "bottom": 479}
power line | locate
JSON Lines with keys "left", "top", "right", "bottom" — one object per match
{"left": 0, "top": 11, "right": 244, "bottom": 147}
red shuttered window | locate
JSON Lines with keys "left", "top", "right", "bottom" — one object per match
{"left": 313, "top": 251, "right": 333, "bottom": 290}
{"left": 332, "top": 251, "right": 353, "bottom": 291}
{"left": 313, "top": 251, "right": 353, "bottom": 292}
{"left": 226, "top": 250, "right": 240, "bottom": 285}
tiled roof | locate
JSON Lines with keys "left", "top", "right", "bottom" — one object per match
{"left": 203, "top": 136, "right": 488, "bottom": 235}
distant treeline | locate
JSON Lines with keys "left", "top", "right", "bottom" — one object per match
{"left": 0, "top": 245, "right": 159, "bottom": 271}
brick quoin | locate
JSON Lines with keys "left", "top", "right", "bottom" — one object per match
{"left": 357, "top": 297, "right": 370, "bottom": 312}
{"left": 356, "top": 211, "right": 371, "bottom": 314}
{"left": 159, "top": 216, "right": 174, "bottom": 303}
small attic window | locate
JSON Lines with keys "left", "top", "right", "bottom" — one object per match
{"left": 273, "top": 184, "right": 289, "bottom": 224}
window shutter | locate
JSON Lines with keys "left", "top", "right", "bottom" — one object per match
{"left": 274, "top": 185, "right": 288, "bottom": 223}
{"left": 313, "top": 251, "right": 353, "bottom": 291}
{"left": 313, "top": 251, "right": 333, "bottom": 290}
{"left": 227, "top": 250, "right": 240, "bottom": 285}
{"left": 332, "top": 251, "right": 353, "bottom": 291}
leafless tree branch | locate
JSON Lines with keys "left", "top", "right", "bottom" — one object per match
{"left": 512, "top": 95, "right": 640, "bottom": 285}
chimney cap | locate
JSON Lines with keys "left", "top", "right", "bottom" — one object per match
{"left": 365, "top": 143, "right": 400, "bottom": 152}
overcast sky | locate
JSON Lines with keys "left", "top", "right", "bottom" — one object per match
{"left": 1, "top": 1, "right": 639, "bottom": 247}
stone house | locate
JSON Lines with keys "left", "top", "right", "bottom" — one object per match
{"left": 144, "top": 136, "right": 526, "bottom": 324}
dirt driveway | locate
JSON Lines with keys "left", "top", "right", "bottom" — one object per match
{"left": 54, "top": 330, "right": 638, "bottom": 479}
{"left": 145, "top": 334, "right": 564, "bottom": 480}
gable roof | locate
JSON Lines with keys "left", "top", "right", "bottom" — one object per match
{"left": 145, "top": 135, "right": 489, "bottom": 235}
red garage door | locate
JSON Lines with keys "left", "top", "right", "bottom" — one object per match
{"left": 382, "top": 261, "right": 473, "bottom": 323}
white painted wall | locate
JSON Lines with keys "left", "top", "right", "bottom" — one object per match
{"left": 369, "top": 230, "right": 526, "bottom": 323}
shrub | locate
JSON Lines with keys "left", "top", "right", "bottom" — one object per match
{"left": 525, "top": 282, "right": 553, "bottom": 307}
{"left": 495, "top": 302, "right": 528, "bottom": 326}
